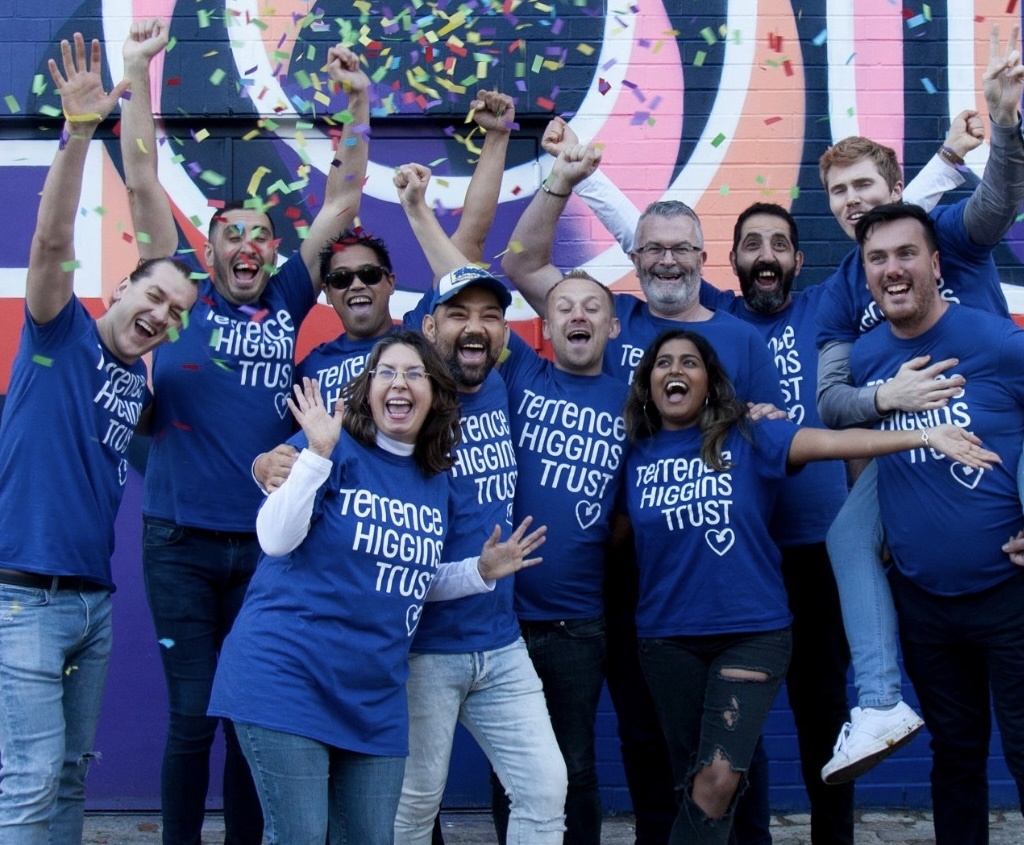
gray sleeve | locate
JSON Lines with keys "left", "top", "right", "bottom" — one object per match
{"left": 816, "top": 340, "right": 886, "bottom": 429}
{"left": 963, "top": 118, "right": 1024, "bottom": 246}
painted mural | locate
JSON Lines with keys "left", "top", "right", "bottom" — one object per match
{"left": 1, "top": 0, "right": 1022, "bottom": 809}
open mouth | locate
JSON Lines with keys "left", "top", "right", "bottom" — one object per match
{"left": 458, "top": 339, "right": 487, "bottom": 364}
{"left": 567, "top": 328, "right": 591, "bottom": 345}
{"left": 385, "top": 397, "right": 413, "bottom": 421}
{"left": 345, "top": 294, "right": 373, "bottom": 311}
{"left": 232, "top": 259, "right": 260, "bottom": 284}
{"left": 664, "top": 380, "right": 689, "bottom": 400}
{"left": 884, "top": 282, "right": 910, "bottom": 297}
{"left": 135, "top": 318, "right": 157, "bottom": 340}
{"left": 754, "top": 267, "right": 780, "bottom": 289}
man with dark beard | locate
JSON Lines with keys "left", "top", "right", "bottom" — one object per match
{"left": 699, "top": 203, "right": 854, "bottom": 844}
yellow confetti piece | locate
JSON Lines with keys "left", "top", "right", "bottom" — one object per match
{"left": 577, "top": 44, "right": 594, "bottom": 56}
{"left": 437, "top": 10, "right": 467, "bottom": 36}
{"left": 314, "top": 91, "right": 331, "bottom": 106}
{"left": 194, "top": 128, "right": 210, "bottom": 142}
{"left": 64, "top": 665, "right": 79, "bottom": 676}
{"left": 242, "top": 129, "right": 260, "bottom": 141}
{"left": 247, "top": 166, "right": 271, "bottom": 197}
{"left": 136, "top": 137, "right": 149, "bottom": 154}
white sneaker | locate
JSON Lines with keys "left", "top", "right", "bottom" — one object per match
{"left": 820, "top": 701, "right": 925, "bottom": 784}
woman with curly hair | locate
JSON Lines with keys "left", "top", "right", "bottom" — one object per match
{"left": 210, "top": 330, "right": 545, "bottom": 845}
{"left": 621, "top": 329, "right": 997, "bottom": 845}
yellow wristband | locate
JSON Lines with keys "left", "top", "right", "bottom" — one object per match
{"left": 63, "top": 110, "right": 102, "bottom": 123}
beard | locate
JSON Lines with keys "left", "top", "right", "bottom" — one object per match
{"left": 739, "top": 261, "right": 795, "bottom": 314}
{"left": 637, "top": 267, "right": 700, "bottom": 317}
{"left": 437, "top": 332, "right": 499, "bottom": 389}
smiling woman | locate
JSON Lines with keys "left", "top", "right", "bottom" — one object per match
{"left": 618, "top": 328, "right": 1001, "bottom": 845}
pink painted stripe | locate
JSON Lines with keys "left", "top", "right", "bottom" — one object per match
{"left": 853, "top": 2, "right": 905, "bottom": 162}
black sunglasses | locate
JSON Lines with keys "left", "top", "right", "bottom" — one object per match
{"left": 324, "top": 265, "right": 388, "bottom": 290}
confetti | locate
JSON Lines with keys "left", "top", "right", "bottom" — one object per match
{"left": 31, "top": 354, "right": 54, "bottom": 367}
{"left": 711, "top": 133, "right": 726, "bottom": 148}
{"left": 60, "top": 260, "right": 81, "bottom": 272}
{"left": 158, "top": 638, "right": 176, "bottom": 648}
{"left": 4, "top": 95, "right": 20, "bottom": 114}
{"left": 812, "top": 29, "right": 828, "bottom": 47}
{"left": 921, "top": 77, "right": 937, "bottom": 94}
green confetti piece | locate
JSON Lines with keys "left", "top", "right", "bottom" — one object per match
{"left": 429, "top": 157, "right": 447, "bottom": 167}
{"left": 212, "top": 358, "right": 232, "bottom": 371}
{"left": 60, "top": 259, "right": 81, "bottom": 272}
{"left": 136, "top": 231, "right": 152, "bottom": 244}
{"left": 189, "top": 215, "right": 203, "bottom": 228}
{"left": 531, "top": 55, "right": 543, "bottom": 73}
{"left": 252, "top": 18, "right": 268, "bottom": 31}
{"left": 294, "top": 70, "right": 312, "bottom": 89}
{"left": 923, "top": 4, "right": 931, "bottom": 21}
{"left": 189, "top": 271, "right": 208, "bottom": 281}
{"left": 197, "top": 9, "right": 212, "bottom": 28}
{"left": 31, "top": 74, "right": 46, "bottom": 95}
{"left": 92, "top": 206, "right": 107, "bottom": 216}
{"left": 167, "top": 326, "right": 180, "bottom": 343}
{"left": 710, "top": 132, "right": 726, "bottom": 148}
{"left": 790, "top": 185, "right": 800, "bottom": 199}
{"left": 693, "top": 50, "right": 706, "bottom": 67}
{"left": 755, "top": 174, "right": 765, "bottom": 185}
{"left": 180, "top": 310, "right": 190, "bottom": 330}
{"left": 846, "top": 106, "right": 855, "bottom": 117}
{"left": 719, "top": 185, "right": 730, "bottom": 195}
{"left": 700, "top": 27, "right": 716, "bottom": 45}
{"left": 170, "top": 154, "right": 185, "bottom": 165}
{"left": 209, "top": 329, "right": 222, "bottom": 347}
{"left": 4, "top": 94, "right": 20, "bottom": 114}
{"left": 39, "top": 104, "right": 61, "bottom": 117}
{"left": 296, "top": 120, "right": 314, "bottom": 130}
{"left": 210, "top": 68, "right": 226, "bottom": 86}
{"left": 199, "top": 170, "right": 227, "bottom": 187}
{"left": 31, "top": 354, "right": 54, "bottom": 367}
{"left": 166, "top": 36, "right": 177, "bottom": 52}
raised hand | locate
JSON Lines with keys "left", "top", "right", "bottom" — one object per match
{"left": 477, "top": 516, "right": 547, "bottom": 581}
{"left": 325, "top": 44, "right": 370, "bottom": 94}
{"left": 123, "top": 17, "right": 169, "bottom": 72}
{"left": 943, "top": 109, "right": 985, "bottom": 159}
{"left": 925, "top": 424, "right": 1000, "bottom": 470}
{"left": 285, "top": 378, "right": 343, "bottom": 458}
{"left": 393, "top": 163, "right": 432, "bottom": 210}
{"left": 541, "top": 116, "right": 580, "bottom": 157}
{"left": 547, "top": 142, "right": 603, "bottom": 193}
{"left": 470, "top": 89, "right": 515, "bottom": 133}
{"left": 49, "top": 32, "right": 129, "bottom": 127}
{"left": 983, "top": 24, "right": 1024, "bottom": 126}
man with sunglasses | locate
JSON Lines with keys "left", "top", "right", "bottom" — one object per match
{"left": 120, "top": 21, "right": 372, "bottom": 845}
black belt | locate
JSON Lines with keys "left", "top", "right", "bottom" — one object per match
{"left": 0, "top": 567, "right": 107, "bottom": 592}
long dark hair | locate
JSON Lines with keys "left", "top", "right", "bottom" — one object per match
{"left": 624, "top": 330, "right": 748, "bottom": 471}
{"left": 341, "top": 331, "right": 461, "bottom": 475}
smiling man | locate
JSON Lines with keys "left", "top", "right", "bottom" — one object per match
{"left": 849, "top": 202, "right": 1024, "bottom": 845}
{"left": 0, "top": 34, "right": 197, "bottom": 843}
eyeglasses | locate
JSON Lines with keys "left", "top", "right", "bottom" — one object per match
{"left": 370, "top": 367, "right": 430, "bottom": 384}
{"left": 635, "top": 243, "right": 703, "bottom": 259}
{"left": 324, "top": 265, "right": 388, "bottom": 290}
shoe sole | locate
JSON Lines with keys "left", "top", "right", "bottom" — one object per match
{"left": 821, "top": 720, "right": 925, "bottom": 785}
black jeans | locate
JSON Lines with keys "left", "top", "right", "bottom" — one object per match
{"left": 781, "top": 542, "right": 854, "bottom": 845}
{"left": 890, "top": 566, "right": 1024, "bottom": 845}
{"left": 604, "top": 548, "right": 772, "bottom": 845}
{"left": 142, "top": 517, "right": 264, "bottom": 845}
{"left": 638, "top": 629, "right": 792, "bottom": 845}
{"left": 492, "top": 615, "right": 606, "bottom": 844}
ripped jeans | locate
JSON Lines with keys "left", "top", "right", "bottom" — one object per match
{"left": 638, "top": 628, "right": 791, "bottom": 845}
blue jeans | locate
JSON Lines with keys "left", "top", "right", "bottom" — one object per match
{"left": 236, "top": 722, "right": 405, "bottom": 845}
{"left": 825, "top": 460, "right": 902, "bottom": 708}
{"left": 638, "top": 628, "right": 792, "bottom": 845}
{"left": 491, "top": 616, "right": 606, "bottom": 845}
{"left": 394, "top": 639, "right": 567, "bottom": 845}
{"left": 142, "top": 517, "right": 263, "bottom": 845}
{"left": 891, "top": 567, "right": 1024, "bottom": 845}
{"left": 0, "top": 582, "right": 112, "bottom": 845}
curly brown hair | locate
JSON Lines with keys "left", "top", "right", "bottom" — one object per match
{"left": 341, "top": 331, "right": 461, "bottom": 475}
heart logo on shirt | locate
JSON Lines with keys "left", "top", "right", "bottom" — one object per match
{"left": 705, "top": 528, "right": 735, "bottom": 557}
{"left": 951, "top": 463, "right": 984, "bottom": 490}
{"left": 273, "top": 391, "right": 289, "bottom": 420}
{"left": 406, "top": 604, "right": 422, "bottom": 637}
{"left": 118, "top": 459, "right": 128, "bottom": 487}
{"left": 576, "top": 501, "right": 601, "bottom": 530}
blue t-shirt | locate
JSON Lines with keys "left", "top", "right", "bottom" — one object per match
{"left": 500, "top": 331, "right": 629, "bottom": 620}
{"left": 700, "top": 283, "right": 848, "bottom": 546}
{"left": 815, "top": 199, "right": 1009, "bottom": 347}
{"left": 0, "top": 299, "right": 151, "bottom": 587}
{"left": 410, "top": 370, "right": 520, "bottom": 653}
{"left": 209, "top": 431, "right": 449, "bottom": 756}
{"left": 624, "top": 420, "right": 797, "bottom": 637}
{"left": 850, "top": 304, "right": 1024, "bottom": 596}
{"left": 605, "top": 293, "right": 785, "bottom": 407}
{"left": 297, "top": 330, "right": 391, "bottom": 411}
{"left": 143, "top": 254, "right": 317, "bottom": 531}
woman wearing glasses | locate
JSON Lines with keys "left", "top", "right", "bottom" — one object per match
{"left": 620, "top": 329, "right": 997, "bottom": 845}
{"left": 210, "top": 331, "right": 545, "bottom": 845}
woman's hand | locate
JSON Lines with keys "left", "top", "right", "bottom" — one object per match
{"left": 286, "top": 378, "right": 343, "bottom": 458}
{"left": 477, "top": 516, "right": 546, "bottom": 581}
{"left": 926, "top": 424, "right": 1000, "bottom": 470}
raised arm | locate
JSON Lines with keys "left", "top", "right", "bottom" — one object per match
{"left": 902, "top": 109, "right": 980, "bottom": 211}
{"left": 500, "top": 142, "right": 602, "bottom": 316}
{"left": 450, "top": 90, "right": 515, "bottom": 264}
{"left": 542, "top": 117, "right": 640, "bottom": 252}
{"left": 962, "top": 24, "right": 1024, "bottom": 246}
{"left": 394, "top": 163, "right": 472, "bottom": 280}
{"left": 121, "top": 18, "right": 178, "bottom": 259}
{"left": 299, "top": 45, "right": 371, "bottom": 286}
{"left": 28, "top": 34, "right": 129, "bottom": 325}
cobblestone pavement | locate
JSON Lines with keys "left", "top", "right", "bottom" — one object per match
{"left": 82, "top": 809, "right": 1023, "bottom": 843}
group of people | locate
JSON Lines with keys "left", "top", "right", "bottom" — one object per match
{"left": 3, "top": 18, "right": 1024, "bottom": 845}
